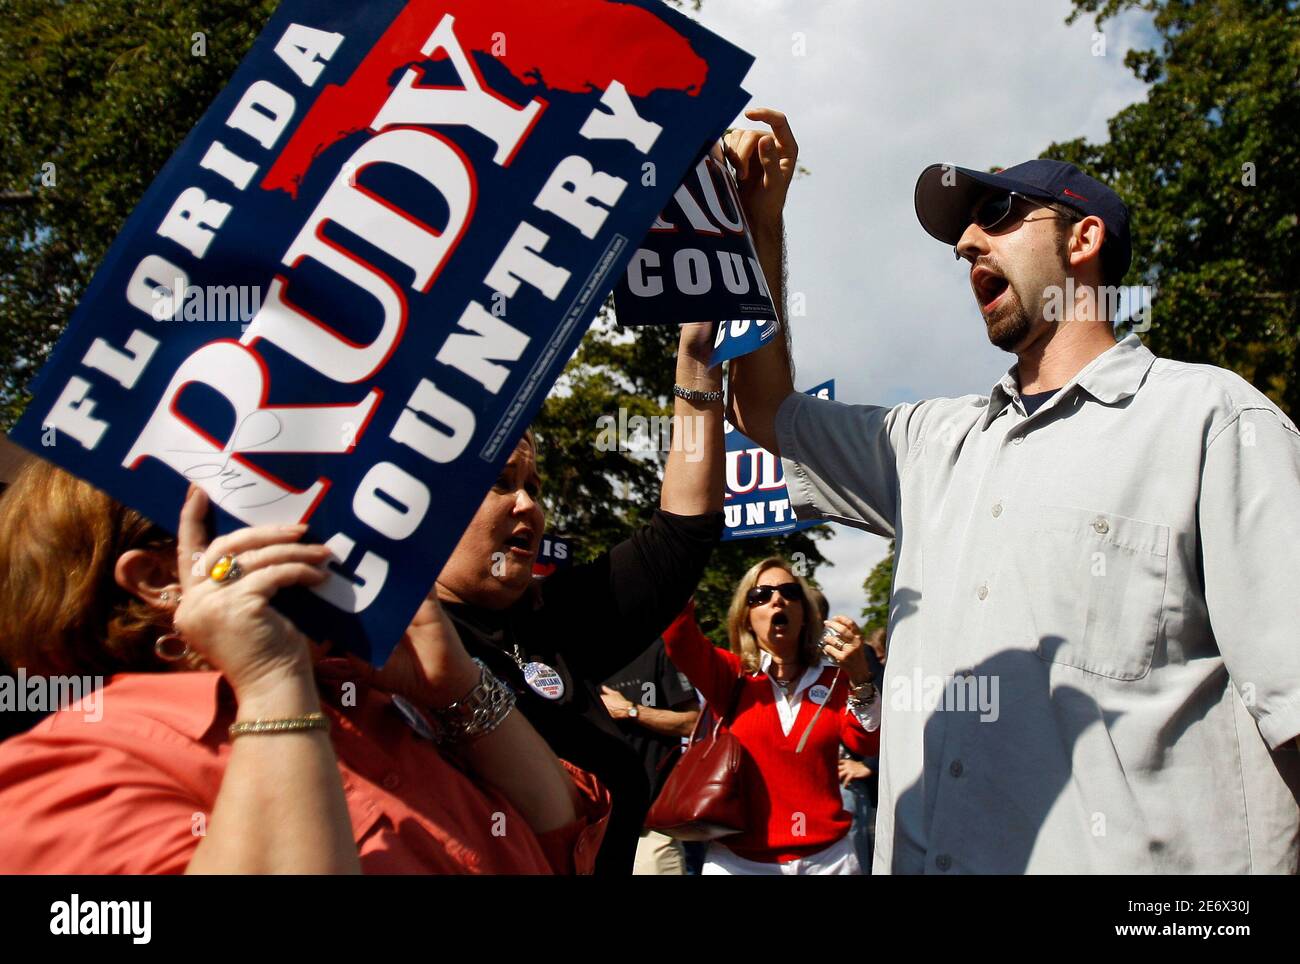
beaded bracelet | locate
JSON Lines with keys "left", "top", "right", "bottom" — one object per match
{"left": 673, "top": 383, "right": 724, "bottom": 404}
{"left": 229, "top": 711, "right": 330, "bottom": 739}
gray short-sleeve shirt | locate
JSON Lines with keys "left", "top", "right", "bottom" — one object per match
{"left": 776, "top": 334, "right": 1300, "bottom": 873}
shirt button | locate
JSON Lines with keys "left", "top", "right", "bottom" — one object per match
{"left": 1012, "top": 436, "right": 1024, "bottom": 445}
{"left": 382, "top": 773, "right": 401, "bottom": 790}
{"left": 935, "top": 854, "right": 952, "bottom": 871}
{"left": 977, "top": 584, "right": 989, "bottom": 601}
{"left": 991, "top": 502, "right": 1003, "bottom": 518}
{"left": 1092, "top": 517, "right": 1110, "bottom": 534}
{"left": 949, "top": 760, "right": 964, "bottom": 777}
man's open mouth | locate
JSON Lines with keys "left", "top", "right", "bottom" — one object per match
{"left": 971, "top": 265, "right": 1010, "bottom": 311}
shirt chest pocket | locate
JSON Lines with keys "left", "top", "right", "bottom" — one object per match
{"left": 1015, "top": 504, "right": 1170, "bottom": 681}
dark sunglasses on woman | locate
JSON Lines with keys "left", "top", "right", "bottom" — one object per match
{"left": 747, "top": 583, "right": 803, "bottom": 607}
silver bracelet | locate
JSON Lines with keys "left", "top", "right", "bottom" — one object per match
{"left": 673, "top": 383, "right": 723, "bottom": 404}
{"left": 429, "top": 659, "right": 517, "bottom": 744}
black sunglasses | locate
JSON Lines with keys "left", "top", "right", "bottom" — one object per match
{"left": 953, "top": 191, "right": 1081, "bottom": 260}
{"left": 746, "top": 582, "right": 803, "bottom": 607}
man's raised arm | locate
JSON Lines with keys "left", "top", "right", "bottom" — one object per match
{"left": 723, "top": 108, "right": 799, "bottom": 455}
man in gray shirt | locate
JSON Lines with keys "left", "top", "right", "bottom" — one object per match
{"left": 724, "top": 109, "right": 1300, "bottom": 873}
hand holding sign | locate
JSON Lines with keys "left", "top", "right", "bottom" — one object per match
{"left": 679, "top": 319, "right": 719, "bottom": 366}
{"left": 172, "top": 485, "right": 329, "bottom": 704}
{"left": 723, "top": 107, "right": 799, "bottom": 237}
{"left": 614, "top": 138, "right": 776, "bottom": 330}
{"left": 614, "top": 110, "right": 800, "bottom": 369}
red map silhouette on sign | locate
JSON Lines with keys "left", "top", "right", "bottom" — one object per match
{"left": 263, "top": 0, "right": 709, "bottom": 198}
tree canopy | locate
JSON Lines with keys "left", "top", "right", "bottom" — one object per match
{"left": 1049, "top": 0, "right": 1298, "bottom": 416}
{"left": 0, "top": 0, "right": 281, "bottom": 425}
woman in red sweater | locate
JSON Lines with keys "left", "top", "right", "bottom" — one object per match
{"left": 663, "top": 557, "right": 880, "bottom": 874}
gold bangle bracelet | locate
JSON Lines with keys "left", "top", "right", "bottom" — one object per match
{"left": 229, "top": 712, "right": 330, "bottom": 739}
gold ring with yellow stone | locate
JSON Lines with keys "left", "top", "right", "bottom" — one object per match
{"left": 208, "top": 554, "right": 243, "bottom": 584}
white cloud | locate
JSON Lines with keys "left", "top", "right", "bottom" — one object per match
{"left": 694, "top": 0, "right": 1151, "bottom": 613}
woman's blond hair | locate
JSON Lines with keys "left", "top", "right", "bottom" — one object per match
{"left": 725, "top": 556, "right": 824, "bottom": 674}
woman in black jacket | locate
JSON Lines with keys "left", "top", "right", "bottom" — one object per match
{"left": 434, "top": 321, "right": 724, "bottom": 874}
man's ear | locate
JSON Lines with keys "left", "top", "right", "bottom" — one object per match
{"left": 114, "top": 549, "right": 180, "bottom": 609}
{"left": 1069, "top": 215, "right": 1107, "bottom": 280}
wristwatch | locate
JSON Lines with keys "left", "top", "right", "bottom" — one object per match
{"left": 627, "top": 704, "right": 640, "bottom": 720}
{"left": 847, "top": 678, "right": 878, "bottom": 707}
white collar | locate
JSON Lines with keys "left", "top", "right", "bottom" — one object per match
{"left": 760, "top": 650, "right": 834, "bottom": 678}
{"left": 760, "top": 652, "right": 835, "bottom": 735}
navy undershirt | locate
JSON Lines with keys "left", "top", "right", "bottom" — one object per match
{"left": 1021, "top": 388, "right": 1060, "bottom": 416}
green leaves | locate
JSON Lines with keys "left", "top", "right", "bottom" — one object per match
{"left": 1050, "top": 0, "right": 1298, "bottom": 416}
{"left": 860, "top": 541, "right": 894, "bottom": 636}
{"left": 0, "top": 0, "right": 280, "bottom": 426}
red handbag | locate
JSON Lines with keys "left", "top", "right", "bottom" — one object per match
{"left": 644, "top": 677, "right": 747, "bottom": 841}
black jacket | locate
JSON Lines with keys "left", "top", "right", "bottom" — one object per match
{"left": 444, "top": 508, "right": 720, "bottom": 875}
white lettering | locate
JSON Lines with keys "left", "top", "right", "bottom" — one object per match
{"left": 274, "top": 24, "right": 344, "bottom": 87}
{"left": 485, "top": 222, "right": 570, "bottom": 300}
{"left": 370, "top": 14, "right": 542, "bottom": 166}
{"left": 578, "top": 80, "right": 662, "bottom": 153}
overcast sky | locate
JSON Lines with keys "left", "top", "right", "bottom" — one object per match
{"left": 693, "top": 0, "right": 1154, "bottom": 616}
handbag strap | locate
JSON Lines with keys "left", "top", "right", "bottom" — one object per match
{"left": 680, "top": 669, "right": 746, "bottom": 749}
{"left": 795, "top": 666, "right": 842, "bottom": 753}
{"left": 679, "top": 664, "right": 845, "bottom": 755}
{"left": 712, "top": 669, "right": 746, "bottom": 735}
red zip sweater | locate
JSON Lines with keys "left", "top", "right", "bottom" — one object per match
{"left": 662, "top": 607, "right": 879, "bottom": 864}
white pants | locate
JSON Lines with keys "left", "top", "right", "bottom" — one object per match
{"left": 701, "top": 832, "right": 861, "bottom": 875}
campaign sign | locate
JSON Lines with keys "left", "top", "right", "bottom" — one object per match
{"left": 11, "top": 0, "right": 754, "bottom": 664}
{"left": 532, "top": 534, "right": 573, "bottom": 579}
{"left": 710, "top": 316, "right": 779, "bottom": 367}
{"left": 612, "top": 139, "right": 777, "bottom": 330}
{"left": 723, "top": 380, "right": 833, "bottom": 541}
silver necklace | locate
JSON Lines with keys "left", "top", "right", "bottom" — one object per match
{"left": 771, "top": 665, "right": 800, "bottom": 689}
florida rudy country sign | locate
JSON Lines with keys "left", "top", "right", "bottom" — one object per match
{"left": 12, "top": 0, "right": 754, "bottom": 663}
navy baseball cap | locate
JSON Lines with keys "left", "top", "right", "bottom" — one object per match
{"left": 914, "top": 159, "right": 1131, "bottom": 282}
